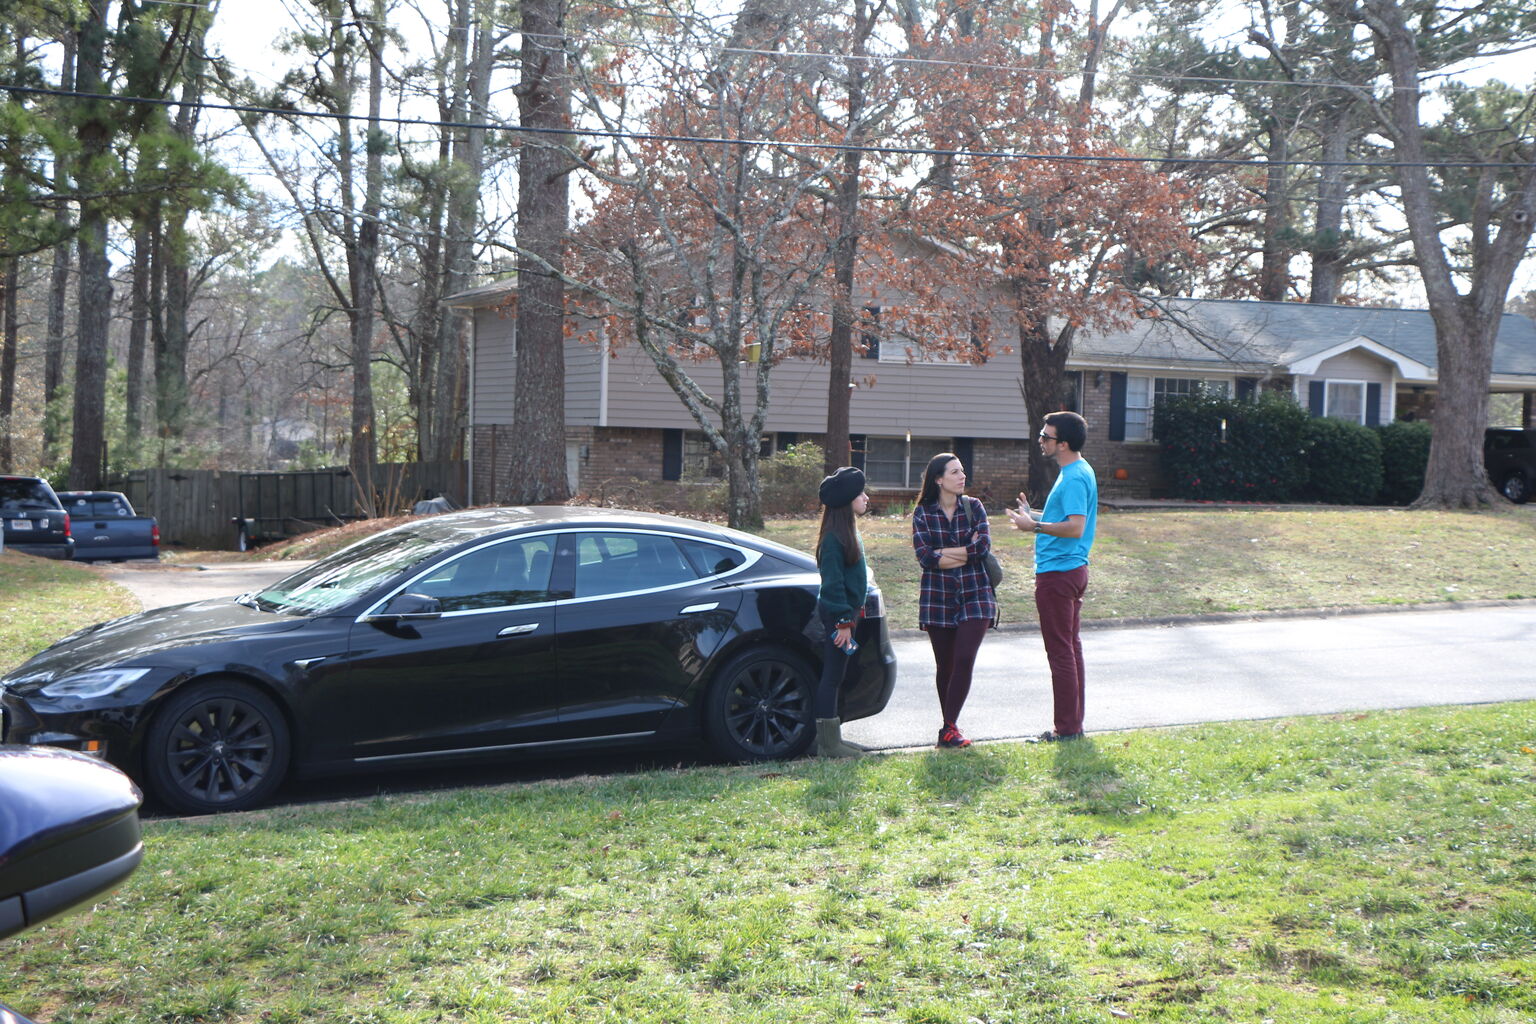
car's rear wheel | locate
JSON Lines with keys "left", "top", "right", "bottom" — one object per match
{"left": 1500, "top": 471, "right": 1530, "bottom": 504}
{"left": 143, "top": 679, "right": 290, "bottom": 815}
{"left": 703, "top": 647, "right": 816, "bottom": 762}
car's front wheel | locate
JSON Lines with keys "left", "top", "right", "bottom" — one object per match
{"left": 143, "top": 679, "right": 291, "bottom": 815}
{"left": 1500, "top": 471, "right": 1530, "bottom": 504}
{"left": 703, "top": 647, "right": 816, "bottom": 762}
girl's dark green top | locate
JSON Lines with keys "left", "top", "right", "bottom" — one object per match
{"left": 816, "top": 532, "right": 868, "bottom": 625}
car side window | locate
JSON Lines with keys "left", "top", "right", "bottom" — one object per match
{"left": 676, "top": 538, "right": 746, "bottom": 578}
{"left": 413, "top": 536, "right": 557, "bottom": 612}
{"left": 573, "top": 532, "right": 699, "bottom": 598}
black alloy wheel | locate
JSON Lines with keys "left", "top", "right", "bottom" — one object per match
{"left": 704, "top": 648, "right": 815, "bottom": 762}
{"left": 144, "top": 680, "right": 290, "bottom": 814}
{"left": 1501, "top": 472, "right": 1530, "bottom": 504}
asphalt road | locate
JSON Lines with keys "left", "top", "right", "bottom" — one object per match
{"left": 100, "top": 561, "right": 1536, "bottom": 753}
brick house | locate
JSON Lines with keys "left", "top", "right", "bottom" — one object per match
{"left": 445, "top": 282, "right": 1536, "bottom": 503}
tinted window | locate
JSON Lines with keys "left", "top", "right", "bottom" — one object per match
{"left": 573, "top": 532, "right": 698, "bottom": 598}
{"left": 413, "top": 536, "right": 557, "bottom": 611}
{"left": 0, "top": 479, "right": 58, "bottom": 512}
{"left": 63, "top": 496, "right": 131, "bottom": 517}
{"left": 676, "top": 538, "right": 746, "bottom": 578}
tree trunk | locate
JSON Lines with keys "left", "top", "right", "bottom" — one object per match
{"left": 430, "top": 0, "right": 492, "bottom": 465}
{"left": 1257, "top": 121, "right": 1291, "bottom": 301}
{"left": 822, "top": 0, "right": 870, "bottom": 475}
{"left": 1017, "top": 315, "right": 1069, "bottom": 507}
{"left": 506, "top": 0, "right": 570, "bottom": 505}
{"left": 0, "top": 259, "right": 16, "bottom": 472}
{"left": 350, "top": 5, "right": 385, "bottom": 480}
{"left": 1308, "top": 111, "right": 1350, "bottom": 304}
{"left": 158, "top": 210, "right": 191, "bottom": 440}
{"left": 68, "top": 1, "right": 113, "bottom": 490}
{"left": 42, "top": 29, "right": 75, "bottom": 462}
{"left": 1414, "top": 303, "right": 1499, "bottom": 507}
{"left": 127, "top": 213, "right": 152, "bottom": 443}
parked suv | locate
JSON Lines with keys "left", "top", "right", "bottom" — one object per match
{"left": 1485, "top": 427, "right": 1535, "bottom": 504}
{"left": 0, "top": 476, "right": 73, "bottom": 559}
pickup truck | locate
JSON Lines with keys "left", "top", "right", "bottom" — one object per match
{"left": 55, "top": 491, "right": 160, "bottom": 562}
{"left": 0, "top": 476, "right": 74, "bottom": 560}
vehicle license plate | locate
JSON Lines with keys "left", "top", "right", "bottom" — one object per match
{"left": 8, "top": 519, "right": 32, "bottom": 530}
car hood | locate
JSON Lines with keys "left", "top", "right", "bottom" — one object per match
{"left": 2, "top": 599, "right": 311, "bottom": 691}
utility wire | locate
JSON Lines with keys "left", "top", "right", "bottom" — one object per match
{"left": 7, "top": 82, "right": 1535, "bottom": 171}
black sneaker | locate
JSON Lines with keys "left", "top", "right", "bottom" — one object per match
{"left": 1037, "top": 730, "right": 1084, "bottom": 743}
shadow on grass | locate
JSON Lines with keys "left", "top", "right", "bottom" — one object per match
{"left": 1047, "top": 738, "right": 1156, "bottom": 819}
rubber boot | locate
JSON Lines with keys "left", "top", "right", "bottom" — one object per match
{"left": 814, "top": 718, "right": 866, "bottom": 759}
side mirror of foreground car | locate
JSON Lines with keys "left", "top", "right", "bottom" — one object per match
{"left": 361, "top": 592, "right": 443, "bottom": 623}
{"left": 0, "top": 746, "right": 144, "bottom": 942}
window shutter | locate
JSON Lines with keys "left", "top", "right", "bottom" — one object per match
{"left": 777, "top": 432, "right": 798, "bottom": 451}
{"left": 661, "top": 429, "right": 683, "bottom": 481}
{"left": 1308, "top": 381, "right": 1325, "bottom": 415}
{"left": 1236, "top": 377, "right": 1257, "bottom": 401}
{"left": 953, "top": 437, "right": 974, "bottom": 478}
{"left": 849, "top": 434, "right": 866, "bottom": 471}
{"left": 1108, "top": 372, "right": 1128, "bottom": 441}
{"left": 1365, "top": 383, "right": 1382, "bottom": 427}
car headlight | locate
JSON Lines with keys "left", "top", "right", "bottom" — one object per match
{"left": 41, "top": 668, "right": 153, "bottom": 700}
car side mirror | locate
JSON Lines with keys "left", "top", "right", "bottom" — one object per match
{"left": 0, "top": 747, "right": 143, "bottom": 942}
{"left": 362, "top": 592, "right": 443, "bottom": 623}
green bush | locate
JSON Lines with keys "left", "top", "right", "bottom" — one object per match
{"left": 1375, "top": 420, "right": 1432, "bottom": 505}
{"left": 1300, "top": 416, "right": 1383, "bottom": 504}
{"left": 1158, "top": 391, "right": 1312, "bottom": 501}
{"left": 758, "top": 442, "right": 826, "bottom": 516}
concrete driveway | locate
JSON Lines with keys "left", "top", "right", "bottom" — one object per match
{"left": 98, "top": 561, "right": 1536, "bottom": 750}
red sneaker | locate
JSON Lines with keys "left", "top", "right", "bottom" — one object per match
{"left": 936, "top": 723, "right": 972, "bottom": 748}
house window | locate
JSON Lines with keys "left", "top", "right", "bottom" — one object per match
{"left": 863, "top": 435, "right": 950, "bottom": 488}
{"left": 1124, "top": 377, "right": 1152, "bottom": 442}
{"left": 1325, "top": 380, "right": 1366, "bottom": 424}
{"left": 1122, "top": 376, "right": 1231, "bottom": 442}
{"left": 682, "top": 432, "right": 724, "bottom": 480}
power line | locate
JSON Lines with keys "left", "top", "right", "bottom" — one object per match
{"left": 5, "top": 82, "right": 1534, "bottom": 172}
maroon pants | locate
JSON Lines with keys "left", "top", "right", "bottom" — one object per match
{"left": 1035, "top": 566, "right": 1088, "bottom": 736}
{"left": 926, "top": 618, "right": 989, "bottom": 726}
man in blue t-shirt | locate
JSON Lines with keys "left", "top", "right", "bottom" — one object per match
{"left": 1006, "top": 411, "right": 1098, "bottom": 742}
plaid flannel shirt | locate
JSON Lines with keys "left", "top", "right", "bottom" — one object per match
{"left": 912, "top": 495, "right": 997, "bottom": 629}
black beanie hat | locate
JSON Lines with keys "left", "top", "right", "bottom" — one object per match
{"left": 818, "top": 466, "right": 866, "bottom": 508}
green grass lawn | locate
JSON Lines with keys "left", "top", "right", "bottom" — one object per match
{"left": 0, "top": 550, "right": 138, "bottom": 670}
{"left": 3, "top": 703, "right": 1532, "bottom": 1023}
{"left": 762, "top": 504, "right": 1536, "bottom": 629}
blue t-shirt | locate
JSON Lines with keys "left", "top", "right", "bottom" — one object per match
{"left": 1035, "top": 458, "right": 1098, "bottom": 574}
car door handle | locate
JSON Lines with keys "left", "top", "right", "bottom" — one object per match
{"left": 497, "top": 623, "right": 540, "bottom": 637}
{"left": 680, "top": 602, "right": 719, "bottom": 614}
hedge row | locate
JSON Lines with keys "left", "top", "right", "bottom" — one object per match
{"left": 1157, "top": 392, "right": 1432, "bottom": 505}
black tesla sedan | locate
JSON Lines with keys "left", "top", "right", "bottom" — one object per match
{"left": 0, "top": 507, "right": 895, "bottom": 814}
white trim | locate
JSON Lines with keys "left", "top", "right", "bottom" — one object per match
{"left": 1323, "top": 378, "right": 1369, "bottom": 424}
{"left": 1289, "top": 335, "right": 1433, "bottom": 380}
{"left": 598, "top": 325, "right": 610, "bottom": 427}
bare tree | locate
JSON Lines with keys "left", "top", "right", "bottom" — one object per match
{"left": 1334, "top": 0, "right": 1536, "bottom": 507}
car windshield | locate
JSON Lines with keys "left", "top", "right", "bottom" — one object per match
{"left": 245, "top": 529, "right": 459, "bottom": 615}
{"left": 0, "top": 479, "right": 58, "bottom": 512}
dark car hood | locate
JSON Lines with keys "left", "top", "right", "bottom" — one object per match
{"left": 2, "top": 599, "right": 311, "bottom": 690}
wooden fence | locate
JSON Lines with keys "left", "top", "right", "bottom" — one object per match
{"left": 112, "top": 461, "right": 467, "bottom": 550}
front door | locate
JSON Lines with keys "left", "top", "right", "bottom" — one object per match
{"left": 553, "top": 530, "right": 744, "bottom": 739}
{"left": 341, "top": 534, "right": 565, "bottom": 764}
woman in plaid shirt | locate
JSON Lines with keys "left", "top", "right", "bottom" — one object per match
{"left": 911, "top": 452, "right": 997, "bottom": 748}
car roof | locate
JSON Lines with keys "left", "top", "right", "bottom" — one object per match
{"left": 380, "top": 506, "right": 813, "bottom": 565}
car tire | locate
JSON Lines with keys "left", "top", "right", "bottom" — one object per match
{"left": 143, "top": 679, "right": 291, "bottom": 815}
{"left": 1500, "top": 472, "right": 1530, "bottom": 504}
{"left": 703, "top": 647, "right": 816, "bottom": 763}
